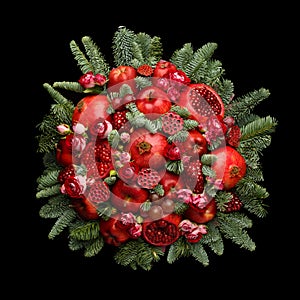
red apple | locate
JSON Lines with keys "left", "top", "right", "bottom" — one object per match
{"left": 153, "top": 60, "right": 177, "bottom": 78}
{"left": 184, "top": 198, "right": 217, "bottom": 224}
{"left": 177, "top": 129, "right": 208, "bottom": 158}
{"left": 107, "top": 65, "right": 137, "bottom": 87}
{"left": 99, "top": 213, "right": 132, "bottom": 246}
{"left": 135, "top": 86, "right": 172, "bottom": 120}
{"left": 159, "top": 171, "right": 184, "bottom": 196}
{"left": 71, "top": 197, "right": 99, "bottom": 220}
{"left": 111, "top": 179, "right": 149, "bottom": 213}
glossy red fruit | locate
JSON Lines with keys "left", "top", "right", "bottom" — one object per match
{"left": 178, "top": 129, "right": 207, "bottom": 158}
{"left": 136, "top": 86, "right": 172, "bottom": 120}
{"left": 71, "top": 197, "right": 99, "bottom": 220}
{"left": 159, "top": 171, "right": 184, "bottom": 196}
{"left": 179, "top": 83, "right": 225, "bottom": 124}
{"left": 211, "top": 145, "right": 247, "bottom": 190}
{"left": 111, "top": 179, "right": 149, "bottom": 213}
{"left": 99, "top": 214, "right": 132, "bottom": 246}
{"left": 142, "top": 213, "right": 182, "bottom": 246}
{"left": 184, "top": 198, "right": 217, "bottom": 224}
{"left": 72, "top": 94, "right": 111, "bottom": 128}
{"left": 153, "top": 60, "right": 177, "bottom": 78}
{"left": 56, "top": 133, "right": 76, "bottom": 167}
{"left": 107, "top": 65, "right": 137, "bottom": 87}
{"left": 127, "top": 128, "right": 169, "bottom": 170}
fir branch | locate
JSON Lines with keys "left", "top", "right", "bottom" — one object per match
{"left": 148, "top": 35, "right": 163, "bottom": 65}
{"left": 246, "top": 165, "right": 264, "bottom": 182}
{"left": 118, "top": 83, "right": 134, "bottom": 97}
{"left": 69, "top": 221, "right": 100, "bottom": 241}
{"left": 130, "top": 33, "right": 163, "bottom": 67}
{"left": 81, "top": 36, "right": 110, "bottom": 76}
{"left": 68, "top": 236, "right": 85, "bottom": 251}
{"left": 201, "top": 154, "right": 217, "bottom": 165}
{"left": 36, "top": 84, "right": 74, "bottom": 153}
{"left": 165, "top": 160, "right": 184, "bottom": 174}
{"left": 114, "top": 239, "right": 164, "bottom": 271}
{"left": 201, "top": 221, "right": 224, "bottom": 256}
{"left": 134, "top": 76, "right": 152, "bottom": 89}
{"left": 200, "top": 59, "right": 225, "bottom": 86}
{"left": 183, "top": 119, "right": 199, "bottom": 130}
{"left": 168, "top": 237, "right": 210, "bottom": 266}
{"left": 70, "top": 39, "right": 93, "bottom": 74}
{"left": 48, "top": 209, "right": 77, "bottom": 239}
{"left": 201, "top": 165, "right": 216, "bottom": 178}
{"left": 170, "top": 43, "right": 194, "bottom": 71}
{"left": 43, "top": 83, "right": 75, "bottom": 118}
{"left": 167, "top": 130, "right": 189, "bottom": 143}
{"left": 182, "top": 42, "right": 218, "bottom": 82}
{"left": 112, "top": 26, "right": 136, "bottom": 66}
{"left": 36, "top": 184, "right": 61, "bottom": 199}
{"left": 36, "top": 169, "right": 60, "bottom": 191}
{"left": 83, "top": 238, "right": 104, "bottom": 257}
{"left": 39, "top": 195, "right": 70, "bottom": 219}
{"left": 240, "top": 116, "right": 278, "bottom": 141}
{"left": 216, "top": 212, "right": 256, "bottom": 251}
{"left": 41, "top": 152, "right": 57, "bottom": 170}
{"left": 190, "top": 242, "right": 210, "bottom": 266}
{"left": 170, "top": 105, "right": 191, "bottom": 118}
{"left": 215, "top": 79, "right": 235, "bottom": 105}
{"left": 225, "top": 88, "right": 271, "bottom": 120}
{"left": 53, "top": 81, "right": 84, "bottom": 93}
{"left": 235, "top": 178, "right": 269, "bottom": 218}
{"left": 131, "top": 32, "right": 151, "bottom": 65}
{"left": 153, "top": 184, "right": 164, "bottom": 196}
{"left": 174, "top": 202, "right": 188, "bottom": 215}
{"left": 215, "top": 191, "right": 234, "bottom": 212}
{"left": 167, "top": 237, "right": 191, "bottom": 263}
{"left": 235, "top": 113, "right": 259, "bottom": 127}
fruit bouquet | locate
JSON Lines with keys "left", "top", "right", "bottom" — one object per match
{"left": 35, "top": 26, "right": 277, "bottom": 270}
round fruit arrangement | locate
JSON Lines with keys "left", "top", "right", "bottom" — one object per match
{"left": 35, "top": 26, "right": 277, "bottom": 270}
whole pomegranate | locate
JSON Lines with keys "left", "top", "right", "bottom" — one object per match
{"left": 211, "top": 145, "right": 247, "bottom": 190}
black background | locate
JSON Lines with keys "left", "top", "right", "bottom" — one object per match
{"left": 12, "top": 3, "right": 295, "bottom": 297}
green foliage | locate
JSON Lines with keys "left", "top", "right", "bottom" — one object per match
{"left": 69, "top": 220, "right": 100, "bottom": 241}
{"left": 171, "top": 42, "right": 222, "bottom": 84}
{"left": 201, "top": 221, "right": 224, "bottom": 256}
{"left": 167, "top": 237, "right": 210, "bottom": 267}
{"left": 112, "top": 26, "right": 136, "bottom": 67}
{"left": 216, "top": 212, "right": 256, "bottom": 251}
{"left": 183, "top": 119, "right": 199, "bottom": 130}
{"left": 165, "top": 160, "right": 184, "bottom": 174}
{"left": 235, "top": 177, "right": 269, "bottom": 218}
{"left": 81, "top": 36, "right": 111, "bottom": 76}
{"left": 53, "top": 81, "right": 84, "bottom": 93}
{"left": 36, "top": 184, "right": 61, "bottom": 199}
{"left": 39, "top": 195, "right": 70, "bottom": 219}
{"left": 131, "top": 32, "right": 163, "bottom": 67}
{"left": 225, "top": 88, "right": 271, "bottom": 121}
{"left": 69, "top": 36, "right": 110, "bottom": 76}
{"left": 36, "top": 169, "right": 60, "bottom": 191}
{"left": 36, "top": 83, "right": 74, "bottom": 153}
{"left": 114, "top": 239, "right": 164, "bottom": 271}
{"left": 215, "top": 78, "right": 235, "bottom": 105}
{"left": 48, "top": 209, "right": 77, "bottom": 239}
{"left": 170, "top": 105, "right": 191, "bottom": 118}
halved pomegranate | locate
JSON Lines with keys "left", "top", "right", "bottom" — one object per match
{"left": 179, "top": 83, "right": 225, "bottom": 124}
{"left": 142, "top": 213, "right": 182, "bottom": 246}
